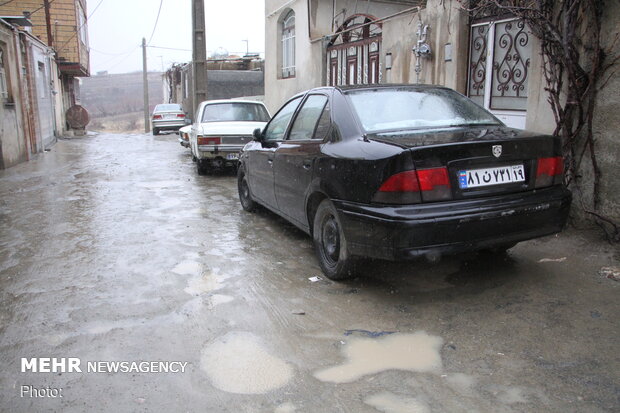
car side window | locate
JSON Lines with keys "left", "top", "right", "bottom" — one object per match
{"left": 263, "top": 97, "right": 302, "bottom": 141}
{"left": 313, "top": 101, "right": 331, "bottom": 140}
{"left": 288, "top": 95, "right": 329, "bottom": 141}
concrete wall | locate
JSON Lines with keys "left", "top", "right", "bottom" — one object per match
{"left": 382, "top": 0, "right": 469, "bottom": 93}
{"left": 584, "top": 2, "right": 620, "bottom": 221}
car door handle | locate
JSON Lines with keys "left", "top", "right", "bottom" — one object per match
{"left": 303, "top": 163, "right": 311, "bottom": 170}
{"left": 268, "top": 159, "right": 273, "bottom": 166}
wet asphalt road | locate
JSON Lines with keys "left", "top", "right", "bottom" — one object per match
{"left": 0, "top": 132, "right": 618, "bottom": 413}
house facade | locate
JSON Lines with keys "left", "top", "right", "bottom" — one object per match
{"left": 0, "top": 0, "right": 90, "bottom": 168}
{"left": 164, "top": 57, "right": 265, "bottom": 122}
{"left": 264, "top": 0, "right": 619, "bottom": 222}
{"left": 0, "top": 17, "right": 59, "bottom": 168}
{"left": 0, "top": 0, "right": 90, "bottom": 134}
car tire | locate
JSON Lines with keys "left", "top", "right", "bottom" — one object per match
{"left": 481, "top": 242, "right": 517, "bottom": 254}
{"left": 237, "top": 170, "right": 256, "bottom": 212}
{"left": 313, "top": 199, "right": 357, "bottom": 280}
{"left": 152, "top": 128, "right": 159, "bottom": 135}
{"left": 197, "top": 160, "right": 209, "bottom": 175}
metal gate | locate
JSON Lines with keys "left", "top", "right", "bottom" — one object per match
{"left": 326, "top": 14, "right": 382, "bottom": 86}
{"left": 467, "top": 18, "right": 532, "bottom": 129}
{"left": 32, "top": 46, "right": 55, "bottom": 149}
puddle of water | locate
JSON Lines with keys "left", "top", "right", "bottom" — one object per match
{"left": 445, "top": 372, "right": 476, "bottom": 393}
{"left": 274, "top": 402, "right": 296, "bottom": 413}
{"left": 364, "top": 392, "right": 430, "bottom": 413}
{"left": 172, "top": 261, "right": 202, "bottom": 276}
{"left": 200, "top": 331, "right": 293, "bottom": 394}
{"left": 207, "top": 294, "right": 233, "bottom": 308}
{"left": 495, "top": 386, "right": 527, "bottom": 404}
{"left": 314, "top": 332, "right": 443, "bottom": 383}
{"left": 184, "top": 271, "right": 222, "bottom": 295}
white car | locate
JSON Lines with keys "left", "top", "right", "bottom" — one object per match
{"left": 189, "top": 100, "right": 270, "bottom": 174}
{"left": 178, "top": 125, "right": 191, "bottom": 148}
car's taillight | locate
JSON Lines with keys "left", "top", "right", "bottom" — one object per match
{"left": 417, "top": 168, "right": 451, "bottom": 201}
{"left": 535, "top": 156, "right": 564, "bottom": 188}
{"left": 197, "top": 136, "right": 221, "bottom": 145}
{"left": 177, "top": 113, "right": 185, "bottom": 118}
{"left": 152, "top": 114, "right": 162, "bottom": 120}
{"left": 374, "top": 167, "right": 452, "bottom": 204}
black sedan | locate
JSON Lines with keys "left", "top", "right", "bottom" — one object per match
{"left": 237, "top": 85, "right": 571, "bottom": 280}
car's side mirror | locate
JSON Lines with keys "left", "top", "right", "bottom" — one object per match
{"left": 253, "top": 128, "right": 263, "bottom": 142}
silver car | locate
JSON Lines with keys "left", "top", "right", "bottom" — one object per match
{"left": 151, "top": 103, "right": 187, "bottom": 135}
{"left": 189, "top": 100, "right": 270, "bottom": 174}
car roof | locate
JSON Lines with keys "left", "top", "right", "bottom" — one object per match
{"left": 335, "top": 83, "right": 451, "bottom": 93}
{"left": 285, "top": 84, "right": 453, "bottom": 101}
{"left": 200, "top": 99, "right": 266, "bottom": 106}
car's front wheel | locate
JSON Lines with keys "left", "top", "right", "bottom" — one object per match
{"left": 237, "top": 169, "right": 256, "bottom": 212}
{"left": 313, "top": 199, "right": 357, "bottom": 280}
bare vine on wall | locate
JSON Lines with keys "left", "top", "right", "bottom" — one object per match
{"left": 459, "top": 0, "right": 620, "bottom": 241}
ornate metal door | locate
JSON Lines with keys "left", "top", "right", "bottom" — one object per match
{"left": 327, "top": 14, "right": 382, "bottom": 86}
{"left": 468, "top": 18, "right": 531, "bottom": 129}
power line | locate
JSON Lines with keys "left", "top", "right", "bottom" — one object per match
{"left": 3, "top": 0, "right": 57, "bottom": 17}
{"left": 146, "top": 0, "right": 164, "bottom": 46}
{"left": 55, "top": 0, "right": 105, "bottom": 54}
{"left": 147, "top": 45, "right": 191, "bottom": 52}
{"left": 101, "top": 45, "right": 140, "bottom": 72}
{"left": 91, "top": 46, "right": 137, "bottom": 56}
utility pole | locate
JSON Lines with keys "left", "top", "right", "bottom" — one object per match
{"left": 192, "top": 0, "right": 207, "bottom": 118}
{"left": 242, "top": 39, "right": 248, "bottom": 56}
{"left": 142, "top": 37, "right": 150, "bottom": 133}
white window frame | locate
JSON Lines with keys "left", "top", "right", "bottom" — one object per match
{"left": 281, "top": 11, "right": 295, "bottom": 78}
{"left": 77, "top": 2, "right": 88, "bottom": 47}
{"left": 0, "top": 47, "right": 8, "bottom": 100}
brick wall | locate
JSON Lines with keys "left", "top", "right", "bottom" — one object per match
{"left": 0, "top": 0, "right": 88, "bottom": 72}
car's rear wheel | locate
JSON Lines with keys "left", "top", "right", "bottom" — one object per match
{"left": 197, "top": 160, "right": 210, "bottom": 175}
{"left": 482, "top": 242, "right": 517, "bottom": 254}
{"left": 152, "top": 127, "right": 159, "bottom": 135}
{"left": 313, "top": 199, "right": 357, "bottom": 280}
{"left": 237, "top": 170, "right": 256, "bottom": 212}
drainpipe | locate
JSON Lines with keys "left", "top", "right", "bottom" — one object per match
{"left": 13, "top": 32, "right": 32, "bottom": 158}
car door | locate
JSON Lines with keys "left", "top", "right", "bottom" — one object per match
{"left": 274, "top": 94, "right": 331, "bottom": 227}
{"left": 247, "top": 96, "right": 303, "bottom": 210}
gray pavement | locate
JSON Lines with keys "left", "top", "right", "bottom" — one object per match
{"left": 0, "top": 132, "right": 618, "bottom": 412}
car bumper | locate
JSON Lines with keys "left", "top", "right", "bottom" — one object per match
{"left": 153, "top": 120, "right": 186, "bottom": 130}
{"left": 334, "top": 186, "right": 572, "bottom": 261}
{"left": 195, "top": 145, "right": 242, "bottom": 160}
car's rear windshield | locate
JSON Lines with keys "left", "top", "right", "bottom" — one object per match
{"left": 154, "top": 104, "right": 182, "bottom": 112}
{"left": 201, "top": 103, "right": 270, "bottom": 123}
{"left": 345, "top": 88, "right": 502, "bottom": 133}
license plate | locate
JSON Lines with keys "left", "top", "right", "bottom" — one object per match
{"left": 226, "top": 153, "right": 239, "bottom": 160}
{"left": 164, "top": 114, "right": 175, "bottom": 119}
{"left": 458, "top": 165, "right": 525, "bottom": 189}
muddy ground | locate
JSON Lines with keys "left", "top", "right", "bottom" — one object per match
{"left": 0, "top": 132, "right": 618, "bottom": 412}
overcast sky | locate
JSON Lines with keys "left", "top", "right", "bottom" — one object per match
{"left": 86, "top": 0, "right": 265, "bottom": 74}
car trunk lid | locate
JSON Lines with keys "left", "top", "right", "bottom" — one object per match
{"left": 368, "top": 126, "right": 562, "bottom": 200}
